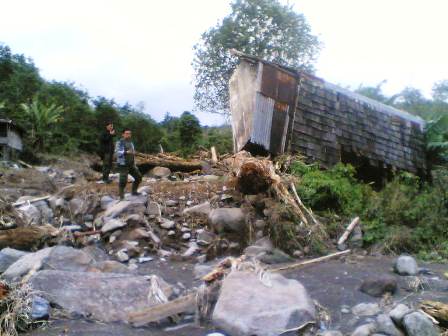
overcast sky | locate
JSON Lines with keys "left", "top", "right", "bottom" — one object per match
{"left": 1, "top": 0, "right": 447, "bottom": 125}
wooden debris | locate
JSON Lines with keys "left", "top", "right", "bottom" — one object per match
{"left": 135, "top": 152, "right": 202, "bottom": 172}
{"left": 0, "top": 224, "right": 59, "bottom": 250}
{"left": 128, "top": 292, "right": 196, "bottom": 327}
{"left": 421, "top": 300, "right": 448, "bottom": 324}
{"left": 337, "top": 217, "right": 360, "bottom": 246}
{"left": 270, "top": 250, "right": 351, "bottom": 273}
{"left": 211, "top": 146, "right": 218, "bottom": 165}
{"left": 12, "top": 195, "right": 51, "bottom": 208}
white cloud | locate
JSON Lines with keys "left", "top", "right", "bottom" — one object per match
{"left": 0, "top": 0, "right": 446, "bottom": 125}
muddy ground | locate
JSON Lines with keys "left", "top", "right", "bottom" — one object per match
{"left": 25, "top": 255, "right": 447, "bottom": 336}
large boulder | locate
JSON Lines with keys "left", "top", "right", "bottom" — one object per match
{"left": 30, "top": 271, "right": 172, "bottom": 322}
{"left": 209, "top": 208, "right": 246, "bottom": 233}
{"left": 389, "top": 304, "right": 412, "bottom": 326}
{"left": 360, "top": 275, "right": 397, "bottom": 297}
{"left": 376, "top": 314, "right": 404, "bottom": 336}
{"left": 101, "top": 218, "right": 127, "bottom": 233}
{"left": 212, "top": 270, "right": 315, "bottom": 336}
{"left": 394, "top": 255, "right": 418, "bottom": 276}
{"left": 3, "top": 247, "right": 53, "bottom": 282}
{"left": 403, "top": 311, "right": 439, "bottom": 336}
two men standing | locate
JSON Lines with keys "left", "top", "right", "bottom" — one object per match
{"left": 100, "top": 122, "right": 141, "bottom": 200}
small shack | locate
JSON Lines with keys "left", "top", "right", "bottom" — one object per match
{"left": 229, "top": 51, "right": 427, "bottom": 177}
{"left": 0, "top": 119, "right": 23, "bottom": 160}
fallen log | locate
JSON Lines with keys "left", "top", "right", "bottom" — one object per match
{"left": 337, "top": 217, "right": 360, "bottom": 246}
{"left": 0, "top": 224, "right": 59, "bottom": 250}
{"left": 135, "top": 152, "right": 203, "bottom": 172}
{"left": 128, "top": 292, "right": 196, "bottom": 327}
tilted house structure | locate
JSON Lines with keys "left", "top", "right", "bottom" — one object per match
{"left": 229, "top": 51, "right": 427, "bottom": 176}
{"left": 0, "top": 119, "right": 23, "bottom": 160}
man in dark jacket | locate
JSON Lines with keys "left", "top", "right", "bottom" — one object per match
{"left": 100, "top": 121, "right": 115, "bottom": 183}
{"left": 115, "top": 128, "right": 142, "bottom": 200}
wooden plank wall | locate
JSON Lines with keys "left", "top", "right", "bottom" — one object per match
{"left": 290, "top": 74, "right": 426, "bottom": 174}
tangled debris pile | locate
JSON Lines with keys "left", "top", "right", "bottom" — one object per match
{"left": 0, "top": 150, "right": 445, "bottom": 336}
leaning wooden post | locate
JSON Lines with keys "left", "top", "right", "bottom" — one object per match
{"left": 337, "top": 217, "right": 360, "bottom": 246}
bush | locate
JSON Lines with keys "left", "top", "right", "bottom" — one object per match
{"left": 290, "top": 160, "right": 448, "bottom": 259}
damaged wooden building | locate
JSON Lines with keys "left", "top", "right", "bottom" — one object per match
{"left": 229, "top": 52, "right": 427, "bottom": 179}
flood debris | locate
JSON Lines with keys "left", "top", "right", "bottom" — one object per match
{"left": 0, "top": 150, "right": 445, "bottom": 336}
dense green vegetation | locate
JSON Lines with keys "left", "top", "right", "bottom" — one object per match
{"left": 0, "top": 44, "right": 233, "bottom": 158}
{"left": 291, "top": 161, "right": 448, "bottom": 260}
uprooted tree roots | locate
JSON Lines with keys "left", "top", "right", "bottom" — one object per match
{"left": 233, "top": 153, "right": 330, "bottom": 254}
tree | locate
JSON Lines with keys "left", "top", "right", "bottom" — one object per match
{"left": 426, "top": 114, "right": 448, "bottom": 166}
{"left": 178, "top": 112, "right": 202, "bottom": 153}
{"left": 21, "top": 97, "right": 63, "bottom": 151}
{"left": 192, "top": 0, "right": 320, "bottom": 115}
{"left": 433, "top": 80, "right": 448, "bottom": 103}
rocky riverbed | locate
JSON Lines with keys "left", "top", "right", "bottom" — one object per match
{"left": 0, "top": 155, "right": 446, "bottom": 336}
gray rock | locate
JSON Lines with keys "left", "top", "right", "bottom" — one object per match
{"left": 351, "top": 303, "right": 381, "bottom": 316}
{"left": 394, "top": 255, "right": 418, "bottom": 276}
{"left": 30, "top": 270, "right": 172, "bottom": 322}
{"left": 183, "top": 202, "right": 211, "bottom": 216}
{"left": 3, "top": 247, "right": 53, "bottom": 282}
{"left": 212, "top": 270, "right": 315, "bottom": 336}
{"left": 17, "top": 203, "right": 41, "bottom": 225}
{"left": 182, "top": 242, "right": 200, "bottom": 257}
{"left": 321, "top": 331, "right": 343, "bottom": 336}
{"left": 48, "top": 196, "right": 65, "bottom": 211}
{"left": 193, "top": 264, "right": 215, "bottom": 279}
{"left": 257, "top": 248, "right": 293, "bottom": 264}
{"left": 137, "top": 185, "right": 151, "bottom": 194}
{"left": 100, "top": 195, "right": 115, "bottom": 210}
{"left": 42, "top": 246, "right": 94, "bottom": 272}
{"left": 0, "top": 248, "right": 28, "bottom": 273}
{"left": 103, "top": 200, "right": 146, "bottom": 219}
{"left": 360, "top": 275, "right": 397, "bottom": 297}
{"left": 116, "top": 250, "right": 129, "bottom": 262}
{"left": 350, "top": 224, "right": 363, "bottom": 248}
{"left": 389, "top": 304, "right": 412, "bottom": 326}
{"left": 69, "top": 198, "right": 84, "bottom": 216}
{"left": 147, "top": 201, "right": 162, "bottom": 217}
{"left": 351, "top": 323, "right": 377, "bottom": 336}
{"left": 182, "top": 232, "right": 191, "bottom": 240}
{"left": 31, "top": 296, "right": 50, "bottom": 320}
{"left": 209, "top": 208, "right": 246, "bottom": 233}
{"left": 160, "top": 218, "right": 175, "bottom": 230}
{"left": 150, "top": 166, "right": 171, "bottom": 178}
{"left": 101, "top": 218, "right": 127, "bottom": 233}
{"left": 197, "top": 229, "right": 216, "bottom": 246}
{"left": 403, "top": 311, "right": 439, "bottom": 336}
{"left": 376, "top": 314, "right": 404, "bottom": 336}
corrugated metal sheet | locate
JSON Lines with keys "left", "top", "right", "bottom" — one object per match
{"left": 251, "top": 93, "right": 274, "bottom": 149}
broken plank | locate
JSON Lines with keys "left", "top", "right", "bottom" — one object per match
{"left": 337, "top": 217, "right": 360, "bottom": 246}
{"left": 13, "top": 195, "right": 51, "bottom": 207}
{"left": 128, "top": 292, "right": 196, "bottom": 327}
{"left": 270, "top": 250, "right": 351, "bottom": 273}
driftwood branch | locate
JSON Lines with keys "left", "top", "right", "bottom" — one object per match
{"left": 421, "top": 300, "right": 448, "bottom": 324}
{"left": 13, "top": 195, "right": 51, "bottom": 207}
{"left": 211, "top": 146, "right": 218, "bottom": 165}
{"left": 337, "top": 217, "right": 360, "bottom": 246}
{"left": 270, "top": 250, "right": 351, "bottom": 273}
{"left": 135, "top": 152, "right": 202, "bottom": 172}
{"left": 0, "top": 225, "right": 59, "bottom": 250}
{"left": 128, "top": 292, "right": 196, "bottom": 327}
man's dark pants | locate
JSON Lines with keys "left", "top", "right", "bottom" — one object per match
{"left": 117, "top": 164, "right": 142, "bottom": 199}
{"left": 102, "top": 152, "right": 113, "bottom": 182}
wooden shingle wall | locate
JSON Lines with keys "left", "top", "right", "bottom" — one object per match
{"left": 290, "top": 73, "right": 426, "bottom": 173}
